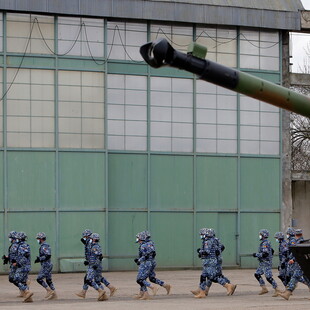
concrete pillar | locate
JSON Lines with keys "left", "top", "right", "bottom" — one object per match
{"left": 281, "top": 31, "right": 293, "bottom": 231}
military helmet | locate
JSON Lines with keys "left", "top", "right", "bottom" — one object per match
{"left": 17, "top": 231, "right": 27, "bottom": 241}
{"left": 91, "top": 232, "right": 100, "bottom": 241}
{"left": 286, "top": 227, "right": 295, "bottom": 236}
{"left": 205, "top": 228, "right": 215, "bottom": 237}
{"left": 144, "top": 230, "right": 151, "bottom": 239}
{"left": 295, "top": 229, "right": 303, "bottom": 235}
{"left": 8, "top": 231, "right": 17, "bottom": 239}
{"left": 82, "top": 229, "right": 92, "bottom": 237}
{"left": 136, "top": 231, "right": 148, "bottom": 241}
{"left": 199, "top": 228, "right": 207, "bottom": 235}
{"left": 259, "top": 229, "right": 269, "bottom": 238}
{"left": 36, "top": 232, "right": 46, "bottom": 240}
{"left": 274, "top": 232, "right": 284, "bottom": 239}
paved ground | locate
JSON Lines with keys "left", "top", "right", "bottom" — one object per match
{"left": 0, "top": 269, "right": 309, "bottom": 309}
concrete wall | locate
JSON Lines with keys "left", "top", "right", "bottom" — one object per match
{"left": 292, "top": 180, "right": 310, "bottom": 238}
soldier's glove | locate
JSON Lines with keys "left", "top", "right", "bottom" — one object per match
{"left": 277, "top": 266, "right": 280, "bottom": 271}
{"left": 134, "top": 258, "right": 140, "bottom": 265}
{"left": 93, "top": 265, "right": 98, "bottom": 270}
{"left": 215, "top": 249, "right": 220, "bottom": 256}
{"left": 34, "top": 257, "right": 40, "bottom": 263}
{"left": 221, "top": 245, "right": 225, "bottom": 252}
{"left": 252, "top": 253, "right": 257, "bottom": 257}
{"left": 99, "top": 254, "right": 103, "bottom": 261}
{"left": 197, "top": 248, "right": 201, "bottom": 253}
{"left": 262, "top": 252, "right": 268, "bottom": 258}
{"left": 84, "top": 260, "right": 89, "bottom": 266}
{"left": 80, "top": 238, "right": 86, "bottom": 245}
{"left": 2, "top": 255, "right": 9, "bottom": 265}
{"left": 198, "top": 253, "right": 202, "bottom": 258}
{"left": 271, "top": 248, "right": 274, "bottom": 255}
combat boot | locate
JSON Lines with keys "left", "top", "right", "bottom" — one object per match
{"left": 97, "top": 288, "right": 108, "bottom": 301}
{"left": 23, "top": 290, "right": 34, "bottom": 303}
{"left": 272, "top": 288, "right": 281, "bottom": 297}
{"left": 190, "top": 288, "right": 200, "bottom": 296}
{"left": 76, "top": 289, "right": 87, "bottom": 298}
{"left": 258, "top": 285, "right": 268, "bottom": 295}
{"left": 278, "top": 289, "right": 292, "bottom": 300}
{"left": 163, "top": 283, "right": 171, "bottom": 295}
{"left": 45, "top": 288, "right": 53, "bottom": 298}
{"left": 133, "top": 291, "right": 143, "bottom": 299}
{"left": 224, "top": 283, "right": 237, "bottom": 296}
{"left": 194, "top": 289, "right": 206, "bottom": 298}
{"left": 140, "top": 291, "right": 151, "bottom": 300}
{"left": 17, "top": 290, "right": 25, "bottom": 298}
{"left": 46, "top": 290, "right": 57, "bottom": 300}
{"left": 107, "top": 284, "right": 117, "bottom": 297}
{"left": 150, "top": 285, "right": 159, "bottom": 296}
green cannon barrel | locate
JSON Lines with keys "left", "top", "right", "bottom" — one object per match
{"left": 140, "top": 38, "right": 310, "bottom": 118}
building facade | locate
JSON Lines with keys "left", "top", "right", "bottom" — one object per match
{"left": 0, "top": 0, "right": 303, "bottom": 272}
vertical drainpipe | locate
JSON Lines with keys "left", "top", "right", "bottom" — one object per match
{"left": 147, "top": 22, "right": 151, "bottom": 233}
{"left": 192, "top": 24, "right": 197, "bottom": 268}
{"left": 3, "top": 12, "right": 8, "bottom": 251}
{"left": 54, "top": 15, "right": 60, "bottom": 271}
{"left": 236, "top": 27, "right": 241, "bottom": 266}
{"left": 104, "top": 18, "right": 109, "bottom": 270}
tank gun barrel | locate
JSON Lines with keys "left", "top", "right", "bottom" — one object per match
{"left": 140, "top": 38, "right": 310, "bottom": 118}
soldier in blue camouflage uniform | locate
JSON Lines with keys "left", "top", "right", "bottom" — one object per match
{"left": 279, "top": 228, "right": 310, "bottom": 300}
{"left": 34, "top": 232, "right": 57, "bottom": 300}
{"left": 134, "top": 231, "right": 171, "bottom": 300}
{"left": 274, "top": 232, "right": 289, "bottom": 287}
{"left": 194, "top": 228, "right": 236, "bottom": 298}
{"left": 252, "top": 229, "right": 279, "bottom": 296}
{"left": 12, "top": 232, "right": 33, "bottom": 303}
{"left": 192, "top": 228, "right": 229, "bottom": 297}
{"left": 76, "top": 229, "right": 92, "bottom": 298}
{"left": 82, "top": 233, "right": 108, "bottom": 301}
{"left": 2, "top": 231, "right": 21, "bottom": 295}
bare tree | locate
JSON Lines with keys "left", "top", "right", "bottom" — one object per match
{"left": 290, "top": 85, "right": 310, "bottom": 171}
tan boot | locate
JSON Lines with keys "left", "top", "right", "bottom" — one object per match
{"left": 46, "top": 290, "right": 57, "bottom": 300}
{"left": 140, "top": 291, "right": 151, "bottom": 300}
{"left": 133, "top": 291, "right": 143, "bottom": 299}
{"left": 97, "top": 289, "right": 108, "bottom": 301}
{"left": 23, "top": 290, "right": 34, "bottom": 303}
{"left": 45, "top": 288, "right": 53, "bottom": 298}
{"left": 17, "top": 290, "right": 25, "bottom": 298}
{"left": 107, "top": 285, "right": 117, "bottom": 297}
{"left": 163, "top": 283, "right": 171, "bottom": 295}
{"left": 258, "top": 286, "right": 268, "bottom": 295}
{"left": 278, "top": 290, "right": 292, "bottom": 300}
{"left": 76, "top": 289, "right": 87, "bottom": 298}
{"left": 272, "top": 288, "right": 281, "bottom": 297}
{"left": 150, "top": 285, "right": 159, "bottom": 296}
{"left": 190, "top": 288, "right": 200, "bottom": 296}
{"left": 224, "top": 283, "right": 237, "bottom": 296}
{"left": 194, "top": 289, "right": 206, "bottom": 298}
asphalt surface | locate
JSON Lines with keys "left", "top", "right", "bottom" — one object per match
{"left": 0, "top": 269, "right": 309, "bottom": 309}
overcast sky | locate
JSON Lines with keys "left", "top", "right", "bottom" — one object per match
{"left": 291, "top": 0, "right": 310, "bottom": 72}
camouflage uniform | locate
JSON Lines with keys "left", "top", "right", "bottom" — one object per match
{"left": 35, "top": 232, "right": 55, "bottom": 291}
{"left": 80, "top": 229, "right": 92, "bottom": 291}
{"left": 135, "top": 231, "right": 166, "bottom": 293}
{"left": 286, "top": 229, "right": 310, "bottom": 291}
{"left": 198, "top": 229, "right": 231, "bottom": 289}
{"left": 13, "top": 232, "right": 31, "bottom": 292}
{"left": 274, "top": 232, "right": 289, "bottom": 286}
{"left": 2, "top": 231, "right": 19, "bottom": 287}
{"left": 85, "top": 233, "right": 105, "bottom": 291}
{"left": 253, "top": 229, "right": 277, "bottom": 289}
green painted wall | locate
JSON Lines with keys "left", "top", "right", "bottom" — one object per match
{"left": 0, "top": 152, "right": 281, "bottom": 272}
